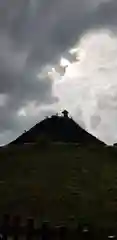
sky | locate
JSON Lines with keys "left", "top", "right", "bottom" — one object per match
{"left": 0, "top": 0, "right": 117, "bottom": 145}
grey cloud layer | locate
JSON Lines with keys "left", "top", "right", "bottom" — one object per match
{"left": 0, "top": 0, "right": 116, "bottom": 144}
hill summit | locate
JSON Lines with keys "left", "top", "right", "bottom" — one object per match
{"left": 10, "top": 110, "right": 104, "bottom": 145}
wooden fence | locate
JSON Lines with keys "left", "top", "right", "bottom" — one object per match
{"left": 0, "top": 214, "right": 116, "bottom": 240}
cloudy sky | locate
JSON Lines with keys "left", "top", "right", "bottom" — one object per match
{"left": 0, "top": 0, "right": 117, "bottom": 145}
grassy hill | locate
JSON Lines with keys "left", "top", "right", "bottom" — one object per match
{"left": 10, "top": 112, "right": 104, "bottom": 146}
{"left": 0, "top": 143, "right": 117, "bottom": 228}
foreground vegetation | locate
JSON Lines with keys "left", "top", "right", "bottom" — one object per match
{"left": 0, "top": 143, "right": 117, "bottom": 227}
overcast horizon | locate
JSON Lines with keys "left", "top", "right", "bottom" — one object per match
{"left": 1, "top": 0, "right": 117, "bottom": 146}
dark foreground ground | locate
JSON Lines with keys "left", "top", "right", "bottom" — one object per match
{"left": 0, "top": 143, "right": 117, "bottom": 228}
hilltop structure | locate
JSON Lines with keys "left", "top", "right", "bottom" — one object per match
{"left": 62, "top": 110, "right": 69, "bottom": 118}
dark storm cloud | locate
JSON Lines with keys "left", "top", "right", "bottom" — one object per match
{"left": 0, "top": 0, "right": 116, "bottom": 144}
{"left": 93, "top": 0, "right": 117, "bottom": 27}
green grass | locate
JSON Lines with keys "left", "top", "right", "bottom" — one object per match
{"left": 0, "top": 143, "right": 117, "bottom": 227}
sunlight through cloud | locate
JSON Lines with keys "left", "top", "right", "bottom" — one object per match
{"left": 43, "top": 29, "right": 117, "bottom": 145}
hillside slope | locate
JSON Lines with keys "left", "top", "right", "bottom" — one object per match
{"left": 10, "top": 112, "right": 104, "bottom": 145}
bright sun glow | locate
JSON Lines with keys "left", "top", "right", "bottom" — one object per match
{"left": 60, "top": 57, "right": 70, "bottom": 67}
